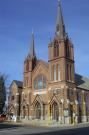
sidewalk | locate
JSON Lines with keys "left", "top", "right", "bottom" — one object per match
{"left": 4, "top": 120, "right": 89, "bottom": 131}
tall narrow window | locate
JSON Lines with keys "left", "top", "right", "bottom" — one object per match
{"left": 58, "top": 65, "right": 60, "bottom": 81}
{"left": 24, "top": 78, "right": 26, "bottom": 87}
{"left": 66, "top": 44, "right": 70, "bottom": 58}
{"left": 67, "top": 64, "right": 69, "bottom": 81}
{"left": 24, "top": 77, "right": 28, "bottom": 87}
{"left": 54, "top": 41, "right": 59, "bottom": 58}
{"left": 70, "top": 65, "right": 72, "bottom": 81}
{"left": 56, "top": 64, "right": 58, "bottom": 80}
{"left": 50, "top": 66, "right": 52, "bottom": 81}
{"left": 77, "top": 92, "right": 81, "bottom": 104}
{"left": 52, "top": 65, "right": 54, "bottom": 81}
{"left": 85, "top": 94, "right": 88, "bottom": 114}
{"left": 26, "top": 60, "right": 29, "bottom": 71}
{"left": 54, "top": 65, "right": 56, "bottom": 81}
{"left": 68, "top": 46, "right": 70, "bottom": 57}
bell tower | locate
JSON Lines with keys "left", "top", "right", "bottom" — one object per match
{"left": 48, "top": 0, "right": 75, "bottom": 83}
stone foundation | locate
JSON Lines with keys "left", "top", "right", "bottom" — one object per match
{"left": 64, "top": 117, "right": 70, "bottom": 124}
{"left": 15, "top": 115, "right": 89, "bottom": 125}
{"left": 82, "top": 116, "right": 87, "bottom": 123}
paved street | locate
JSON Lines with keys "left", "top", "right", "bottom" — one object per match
{"left": 0, "top": 123, "right": 89, "bottom": 135}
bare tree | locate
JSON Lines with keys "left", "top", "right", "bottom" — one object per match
{"left": 0, "top": 74, "right": 6, "bottom": 114}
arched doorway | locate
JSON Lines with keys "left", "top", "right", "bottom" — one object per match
{"left": 10, "top": 108, "right": 14, "bottom": 117}
{"left": 23, "top": 106, "right": 26, "bottom": 118}
{"left": 52, "top": 102, "right": 59, "bottom": 121}
{"left": 78, "top": 105, "right": 82, "bottom": 123}
{"left": 9, "top": 106, "right": 15, "bottom": 120}
{"left": 35, "top": 101, "right": 41, "bottom": 119}
{"left": 70, "top": 104, "right": 73, "bottom": 124}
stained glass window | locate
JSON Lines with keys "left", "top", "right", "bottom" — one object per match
{"left": 34, "top": 75, "right": 46, "bottom": 90}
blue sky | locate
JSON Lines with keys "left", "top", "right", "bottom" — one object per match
{"left": 0, "top": 0, "right": 89, "bottom": 86}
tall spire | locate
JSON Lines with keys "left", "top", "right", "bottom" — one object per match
{"left": 56, "top": 0, "right": 65, "bottom": 39}
{"left": 29, "top": 31, "right": 36, "bottom": 59}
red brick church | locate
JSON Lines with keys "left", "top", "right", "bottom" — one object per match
{"left": 8, "top": 0, "right": 89, "bottom": 125}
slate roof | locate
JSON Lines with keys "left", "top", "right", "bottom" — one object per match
{"left": 75, "top": 74, "right": 89, "bottom": 90}
{"left": 13, "top": 80, "right": 23, "bottom": 88}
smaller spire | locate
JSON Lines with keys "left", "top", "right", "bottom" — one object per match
{"left": 29, "top": 31, "right": 36, "bottom": 59}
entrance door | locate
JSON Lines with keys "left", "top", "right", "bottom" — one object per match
{"left": 78, "top": 105, "right": 82, "bottom": 123}
{"left": 23, "top": 106, "right": 26, "bottom": 118}
{"left": 35, "top": 102, "right": 41, "bottom": 119}
{"left": 52, "top": 102, "right": 59, "bottom": 121}
{"left": 70, "top": 105, "right": 73, "bottom": 124}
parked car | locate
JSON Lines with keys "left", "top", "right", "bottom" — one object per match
{"left": 0, "top": 114, "right": 7, "bottom": 122}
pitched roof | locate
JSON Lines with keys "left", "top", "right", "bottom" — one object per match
{"left": 37, "top": 60, "right": 48, "bottom": 68}
{"left": 75, "top": 74, "right": 89, "bottom": 90}
{"left": 13, "top": 80, "right": 23, "bottom": 88}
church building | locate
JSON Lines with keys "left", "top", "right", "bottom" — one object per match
{"left": 8, "top": 0, "right": 89, "bottom": 125}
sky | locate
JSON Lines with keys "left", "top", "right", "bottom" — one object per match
{"left": 0, "top": 0, "right": 89, "bottom": 86}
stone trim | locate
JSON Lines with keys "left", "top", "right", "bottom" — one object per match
{"left": 33, "top": 91, "right": 47, "bottom": 95}
{"left": 16, "top": 93, "right": 19, "bottom": 96}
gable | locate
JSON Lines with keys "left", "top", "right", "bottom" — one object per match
{"left": 32, "top": 94, "right": 43, "bottom": 106}
{"left": 32, "top": 60, "right": 49, "bottom": 81}
{"left": 10, "top": 81, "right": 18, "bottom": 94}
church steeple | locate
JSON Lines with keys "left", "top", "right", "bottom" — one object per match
{"left": 56, "top": 0, "right": 65, "bottom": 39}
{"left": 24, "top": 31, "right": 37, "bottom": 88}
{"left": 29, "top": 31, "right": 36, "bottom": 59}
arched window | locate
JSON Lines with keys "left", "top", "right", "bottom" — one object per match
{"left": 53, "top": 65, "right": 56, "bottom": 81}
{"left": 34, "top": 75, "right": 46, "bottom": 90}
{"left": 54, "top": 41, "right": 59, "bottom": 58}
{"left": 66, "top": 64, "right": 69, "bottom": 81}
{"left": 24, "top": 77, "right": 28, "bottom": 87}
{"left": 26, "top": 60, "right": 29, "bottom": 71}
{"left": 66, "top": 44, "right": 70, "bottom": 58}
{"left": 58, "top": 65, "right": 60, "bottom": 81}
{"left": 70, "top": 65, "right": 72, "bottom": 81}
{"left": 65, "top": 39, "right": 71, "bottom": 58}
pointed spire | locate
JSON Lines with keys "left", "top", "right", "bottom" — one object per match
{"left": 56, "top": 0, "right": 65, "bottom": 39}
{"left": 29, "top": 31, "right": 36, "bottom": 59}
